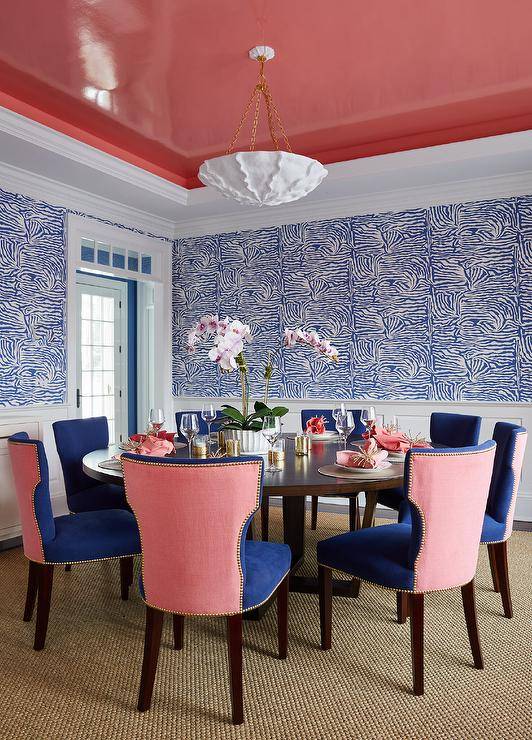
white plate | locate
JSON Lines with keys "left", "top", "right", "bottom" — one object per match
{"left": 335, "top": 461, "right": 392, "bottom": 474}
{"left": 386, "top": 450, "right": 406, "bottom": 461}
{"left": 307, "top": 431, "right": 339, "bottom": 440}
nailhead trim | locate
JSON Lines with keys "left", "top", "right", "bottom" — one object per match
{"left": 122, "top": 457, "right": 264, "bottom": 614}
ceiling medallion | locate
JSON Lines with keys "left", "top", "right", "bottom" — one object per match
{"left": 198, "top": 46, "right": 328, "bottom": 207}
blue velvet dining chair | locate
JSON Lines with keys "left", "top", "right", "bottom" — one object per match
{"left": 302, "top": 408, "right": 365, "bottom": 532}
{"left": 8, "top": 433, "right": 141, "bottom": 650}
{"left": 481, "top": 422, "right": 527, "bottom": 618}
{"left": 53, "top": 416, "right": 128, "bottom": 513}
{"left": 174, "top": 410, "right": 224, "bottom": 443}
{"left": 317, "top": 441, "right": 496, "bottom": 695}
{"left": 376, "top": 411, "right": 482, "bottom": 515}
{"left": 121, "top": 452, "right": 291, "bottom": 725}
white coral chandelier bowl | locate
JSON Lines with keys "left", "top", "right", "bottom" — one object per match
{"left": 198, "top": 46, "right": 328, "bottom": 207}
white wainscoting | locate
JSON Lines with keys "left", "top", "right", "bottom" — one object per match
{"left": 0, "top": 407, "right": 71, "bottom": 543}
{"left": 174, "top": 396, "right": 532, "bottom": 522}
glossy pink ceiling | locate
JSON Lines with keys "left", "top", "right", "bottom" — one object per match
{"left": 2, "top": 0, "right": 532, "bottom": 189}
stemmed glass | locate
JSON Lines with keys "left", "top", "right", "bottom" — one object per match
{"left": 149, "top": 408, "right": 165, "bottom": 434}
{"left": 336, "top": 411, "right": 355, "bottom": 450}
{"left": 180, "top": 413, "right": 199, "bottom": 457}
{"left": 360, "top": 407, "right": 376, "bottom": 436}
{"left": 262, "top": 416, "right": 282, "bottom": 473}
{"left": 201, "top": 402, "right": 217, "bottom": 454}
{"left": 332, "top": 403, "right": 346, "bottom": 426}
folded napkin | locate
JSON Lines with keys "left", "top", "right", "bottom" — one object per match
{"left": 370, "top": 427, "right": 432, "bottom": 453}
{"left": 130, "top": 431, "right": 175, "bottom": 443}
{"left": 134, "top": 435, "right": 174, "bottom": 457}
{"left": 306, "top": 415, "right": 327, "bottom": 435}
{"left": 336, "top": 439, "right": 388, "bottom": 469}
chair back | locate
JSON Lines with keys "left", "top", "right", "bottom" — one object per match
{"left": 122, "top": 454, "right": 263, "bottom": 615}
{"left": 430, "top": 412, "right": 481, "bottom": 448}
{"left": 404, "top": 441, "right": 495, "bottom": 592}
{"left": 486, "top": 422, "right": 527, "bottom": 541}
{"left": 8, "top": 433, "right": 55, "bottom": 563}
{"left": 301, "top": 409, "right": 365, "bottom": 438}
{"left": 174, "top": 410, "right": 224, "bottom": 443}
{"left": 53, "top": 417, "right": 109, "bottom": 500}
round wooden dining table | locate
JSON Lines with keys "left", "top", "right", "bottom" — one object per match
{"left": 83, "top": 437, "right": 404, "bottom": 607}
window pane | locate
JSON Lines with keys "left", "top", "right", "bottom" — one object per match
{"left": 81, "top": 238, "right": 95, "bottom": 263}
{"left": 102, "top": 322, "right": 114, "bottom": 346}
{"left": 82, "top": 397, "right": 92, "bottom": 417}
{"left": 81, "top": 346, "right": 91, "bottom": 372}
{"left": 92, "top": 396, "right": 104, "bottom": 416}
{"left": 92, "top": 295, "right": 102, "bottom": 321}
{"left": 108, "top": 419, "right": 115, "bottom": 444}
{"left": 103, "top": 371, "right": 114, "bottom": 395}
{"left": 81, "top": 371, "right": 92, "bottom": 395}
{"left": 92, "top": 321, "right": 102, "bottom": 345}
{"left": 97, "top": 243, "right": 110, "bottom": 266}
{"left": 103, "top": 347, "right": 113, "bottom": 370}
{"left": 81, "top": 320, "right": 91, "bottom": 345}
{"left": 141, "top": 254, "right": 152, "bottom": 275}
{"left": 81, "top": 293, "right": 91, "bottom": 319}
{"left": 92, "top": 347, "right": 103, "bottom": 371}
{"left": 92, "top": 371, "right": 103, "bottom": 395}
{"left": 128, "top": 251, "right": 139, "bottom": 271}
{"left": 104, "top": 395, "right": 114, "bottom": 418}
{"left": 102, "top": 297, "right": 114, "bottom": 321}
{"left": 112, "top": 248, "right": 125, "bottom": 269}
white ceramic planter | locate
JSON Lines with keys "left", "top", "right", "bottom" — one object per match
{"left": 224, "top": 429, "right": 269, "bottom": 454}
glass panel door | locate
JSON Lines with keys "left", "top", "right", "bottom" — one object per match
{"left": 76, "top": 277, "right": 127, "bottom": 444}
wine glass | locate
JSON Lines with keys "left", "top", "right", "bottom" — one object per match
{"left": 387, "top": 414, "right": 399, "bottom": 432}
{"left": 201, "top": 402, "right": 217, "bottom": 453}
{"left": 262, "top": 416, "right": 282, "bottom": 473}
{"left": 149, "top": 408, "right": 165, "bottom": 435}
{"left": 336, "top": 411, "right": 355, "bottom": 450}
{"left": 180, "top": 413, "right": 199, "bottom": 457}
{"left": 332, "top": 403, "right": 346, "bottom": 425}
{"left": 360, "top": 407, "right": 376, "bottom": 436}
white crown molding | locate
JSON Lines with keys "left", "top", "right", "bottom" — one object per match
{"left": 173, "top": 168, "right": 532, "bottom": 238}
{"left": 0, "top": 106, "right": 188, "bottom": 206}
{"left": 0, "top": 160, "right": 175, "bottom": 238}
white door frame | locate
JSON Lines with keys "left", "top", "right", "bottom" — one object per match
{"left": 66, "top": 214, "right": 173, "bottom": 428}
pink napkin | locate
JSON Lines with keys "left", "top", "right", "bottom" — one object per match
{"left": 336, "top": 439, "right": 389, "bottom": 469}
{"left": 135, "top": 435, "right": 174, "bottom": 457}
{"left": 371, "top": 427, "right": 432, "bottom": 453}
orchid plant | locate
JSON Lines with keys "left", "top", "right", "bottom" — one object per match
{"left": 186, "top": 314, "right": 339, "bottom": 430}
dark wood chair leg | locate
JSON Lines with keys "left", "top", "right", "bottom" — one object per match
{"left": 34, "top": 564, "right": 54, "bottom": 651}
{"left": 361, "top": 491, "right": 378, "bottom": 529}
{"left": 397, "top": 592, "right": 408, "bottom": 624}
{"left": 227, "top": 614, "right": 244, "bottom": 725}
{"left": 138, "top": 606, "right": 164, "bottom": 711}
{"left": 23, "top": 560, "right": 39, "bottom": 622}
{"left": 173, "top": 614, "right": 184, "bottom": 650}
{"left": 318, "top": 565, "right": 332, "bottom": 650}
{"left": 408, "top": 593, "right": 424, "bottom": 695}
{"left": 487, "top": 544, "right": 499, "bottom": 593}
{"left": 310, "top": 496, "right": 318, "bottom": 530}
{"left": 64, "top": 564, "right": 72, "bottom": 572}
{"left": 120, "top": 556, "right": 134, "bottom": 601}
{"left": 461, "top": 579, "right": 483, "bottom": 669}
{"left": 493, "top": 540, "right": 513, "bottom": 618}
{"left": 261, "top": 498, "right": 269, "bottom": 542}
{"left": 277, "top": 576, "right": 289, "bottom": 659}
{"left": 349, "top": 497, "right": 360, "bottom": 531}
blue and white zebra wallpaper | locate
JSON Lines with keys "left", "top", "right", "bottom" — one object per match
{"left": 172, "top": 196, "right": 532, "bottom": 403}
{"left": 0, "top": 189, "right": 67, "bottom": 406}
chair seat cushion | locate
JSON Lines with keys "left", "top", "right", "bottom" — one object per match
{"left": 243, "top": 541, "right": 291, "bottom": 611}
{"left": 67, "top": 483, "right": 128, "bottom": 513}
{"left": 376, "top": 487, "right": 403, "bottom": 511}
{"left": 139, "top": 540, "right": 291, "bottom": 613}
{"left": 481, "top": 513, "right": 506, "bottom": 543}
{"left": 44, "top": 509, "right": 141, "bottom": 563}
{"left": 317, "top": 523, "right": 415, "bottom": 591}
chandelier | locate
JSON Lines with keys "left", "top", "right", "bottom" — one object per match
{"left": 198, "top": 46, "right": 328, "bottom": 207}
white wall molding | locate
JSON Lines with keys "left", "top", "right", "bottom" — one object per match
{"left": 0, "top": 106, "right": 188, "bottom": 206}
{"left": 175, "top": 395, "right": 532, "bottom": 522}
{"left": 0, "top": 160, "right": 175, "bottom": 239}
{"left": 173, "top": 168, "right": 532, "bottom": 238}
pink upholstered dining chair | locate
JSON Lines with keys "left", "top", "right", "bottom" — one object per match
{"left": 121, "top": 453, "right": 291, "bottom": 725}
{"left": 317, "top": 441, "right": 496, "bottom": 695}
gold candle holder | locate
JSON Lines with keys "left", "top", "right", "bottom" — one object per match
{"left": 192, "top": 435, "right": 209, "bottom": 458}
{"left": 225, "top": 439, "right": 241, "bottom": 456}
{"left": 295, "top": 434, "right": 310, "bottom": 456}
{"left": 268, "top": 439, "right": 285, "bottom": 466}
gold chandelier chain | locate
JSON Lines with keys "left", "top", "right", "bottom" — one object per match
{"left": 225, "top": 54, "right": 292, "bottom": 155}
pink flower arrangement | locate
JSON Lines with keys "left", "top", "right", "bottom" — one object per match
{"left": 283, "top": 327, "right": 339, "bottom": 362}
{"left": 186, "top": 314, "right": 252, "bottom": 372}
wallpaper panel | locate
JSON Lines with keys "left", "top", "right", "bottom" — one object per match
{"left": 172, "top": 196, "right": 532, "bottom": 403}
{"left": 0, "top": 189, "right": 67, "bottom": 406}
